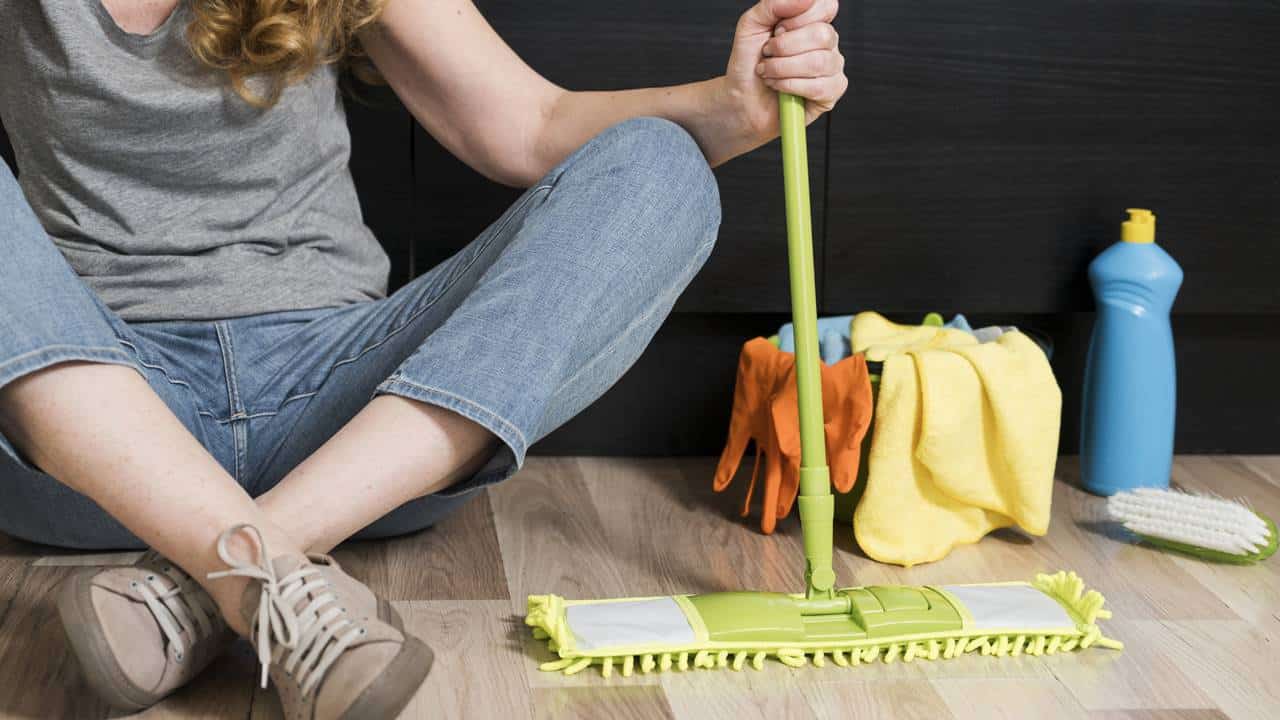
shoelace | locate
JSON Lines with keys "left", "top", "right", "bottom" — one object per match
{"left": 207, "top": 524, "right": 366, "bottom": 694}
{"left": 131, "top": 560, "right": 220, "bottom": 663}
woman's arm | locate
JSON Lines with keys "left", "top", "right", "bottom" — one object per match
{"left": 361, "top": 0, "right": 846, "bottom": 187}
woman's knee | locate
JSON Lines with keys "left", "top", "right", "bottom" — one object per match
{"left": 595, "top": 117, "right": 720, "bottom": 217}
{"left": 583, "top": 117, "right": 722, "bottom": 270}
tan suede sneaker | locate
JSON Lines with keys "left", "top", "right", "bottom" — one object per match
{"left": 208, "top": 524, "right": 434, "bottom": 720}
{"left": 56, "top": 550, "right": 233, "bottom": 711}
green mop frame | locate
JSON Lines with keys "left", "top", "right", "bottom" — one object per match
{"left": 526, "top": 94, "right": 1122, "bottom": 677}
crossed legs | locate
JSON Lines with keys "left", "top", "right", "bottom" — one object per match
{"left": 0, "top": 365, "right": 492, "bottom": 636}
{"left": 0, "top": 117, "right": 720, "bottom": 640}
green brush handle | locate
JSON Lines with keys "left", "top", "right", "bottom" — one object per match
{"left": 778, "top": 92, "right": 836, "bottom": 599}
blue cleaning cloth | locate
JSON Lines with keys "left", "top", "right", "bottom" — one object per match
{"left": 777, "top": 315, "right": 853, "bottom": 364}
{"left": 948, "top": 314, "right": 1016, "bottom": 343}
{"left": 945, "top": 314, "right": 974, "bottom": 333}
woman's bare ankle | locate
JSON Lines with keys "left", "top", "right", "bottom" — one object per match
{"left": 204, "top": 576, "right": 254, "bottom": 637}
{"left": 199, "top": 521, "right": 308, "bottom": 639}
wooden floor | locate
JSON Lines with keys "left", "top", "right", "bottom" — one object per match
{"left": 0, "top": 456, "right": 1277, "bottom": 719}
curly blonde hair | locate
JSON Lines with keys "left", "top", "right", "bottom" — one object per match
{"left": 187, "top": 0, "right": 387, "bottom": 108}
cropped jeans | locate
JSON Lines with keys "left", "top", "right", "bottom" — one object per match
{"left": 0, "top": 118, "right": 721, "bottom": 549}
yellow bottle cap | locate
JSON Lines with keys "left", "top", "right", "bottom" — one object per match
{"left": 1122, "top": 208, "right": 1156, "bottom": 244}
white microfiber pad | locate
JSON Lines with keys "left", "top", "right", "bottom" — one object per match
{"left": 942, "top": 583, "right": 1075, "bottom": 632}
{"left": 565, "top": 597, "right": 696, "bottom": 651}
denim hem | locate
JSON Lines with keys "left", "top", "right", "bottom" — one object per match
{"left": 434, "top": 448, "right": 520, "bottom": 500}
{"left": 374, "top": 375, "right": 530, "bottom": 468}
{"left": 0, "top": 345, "right": 144, "bottom": 468}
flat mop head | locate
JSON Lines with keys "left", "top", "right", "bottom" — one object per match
{"left": 525, "top": 94, "right": 1120, "bottom": 678}
{"left": 526, "top": 571, "right": 1121, "bottom": 676}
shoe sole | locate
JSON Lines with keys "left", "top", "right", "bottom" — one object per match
{"left": 56, "top": 570, "right": 158, "bottom": 712}
{"left": 337, "top": 600, "right": 436, "bottom": 720}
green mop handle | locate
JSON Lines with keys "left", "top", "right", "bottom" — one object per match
{"left": 778, "top": 93, "right": 837, "bottom": 599}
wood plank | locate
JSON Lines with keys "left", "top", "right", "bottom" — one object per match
{"left": 1089, "top": 711, "right": 1229, "bottom": 720}
{"left": 396, "top": 601, "right": 533, "bottom": 720}
{"left": 493, "top": 457, "right": 665, "bottom": 689}
{"left": 491, "top": 457, "right": 640, "bottom": 614}
{"left": 531, "top": 686, "right": 673, "bottom": 720}
{"left": 575, "top": 456, "right": 835, "bottom": 595}
{"left": 802, "top": 680, "right": 956, "bottom": 720}
{"left": 331, "top": 491, "right": 508, "bottom": 602}
{"left": 932, "top": 678, "right": 1089, "bottom": 720}
{"left": 661, "top": 660, "right": 818, "bottom": 720}
{"left": 1238, "top": 457, "right": 1280, "bottom": 488}
{"left": 1155, "top": 458, "right": 1280, "bottom": 631}
{"left": 0, "top": 533, "right": 42, "bottom": 632}
{"left": 1047, "top": 621, "right": 1214, "bottom": 712}
{"left": 0, "top": 566, "right": 124, "bottom": 718}
{"left": 893, "top": 646, "right": 1055, "bottom": 682}
{"left": 1156, "top": 620, "right": 1280, "bottom": 720}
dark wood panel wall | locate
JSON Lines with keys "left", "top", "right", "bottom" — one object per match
{"left": 344, "top": 85, "right": 417, "bottom": 292}
{"left": 827, "top": 0, "right": 1280, "bottom": 315}
{"left": 4, "top": 1, "right": 1277, "bottom": 453}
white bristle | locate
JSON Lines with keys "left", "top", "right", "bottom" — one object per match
{"left": 1107, "top": 488, "right": 1272, "bottom": 557}
{"left": 1125, "top": 519, "right": 1253, "bottom": 555}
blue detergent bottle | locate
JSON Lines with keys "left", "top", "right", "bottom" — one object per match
{"left": 1080, "top": 209, "right": 1183, "bottom": 495}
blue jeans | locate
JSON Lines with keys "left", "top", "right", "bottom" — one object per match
{"left": 0, "top": 118, "right": 720, "bottom": 549}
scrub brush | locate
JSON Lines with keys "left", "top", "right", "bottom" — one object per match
{"left": 1107, "top": 488, "right": 1278, "bottom": 564}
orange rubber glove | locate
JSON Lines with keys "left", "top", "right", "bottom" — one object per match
{"left": 715, "top": 339, "right": 874, "bottom": 534}
{"left": 714, "top": 338, "right": 794, "bottom": 529}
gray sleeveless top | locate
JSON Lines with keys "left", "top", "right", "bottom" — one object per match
{"left": 0, "top": 1, "right": 390, "bottom": 321}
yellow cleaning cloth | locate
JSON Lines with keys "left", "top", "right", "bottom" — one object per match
{"left": 851, "top": 313, "right": 1061, "bottom": 567}
{"left": 849, "top": 311, "right": 976, "bottom": 362}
